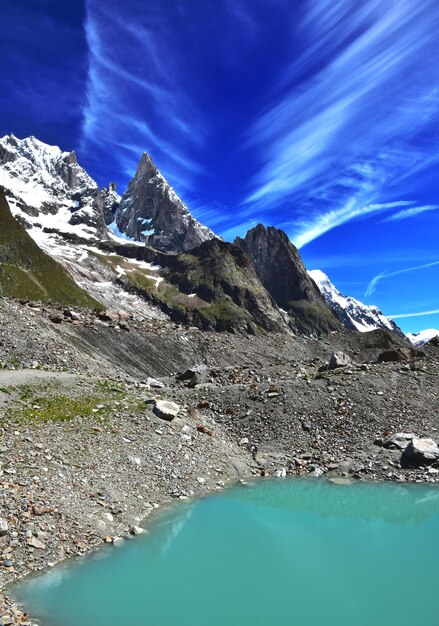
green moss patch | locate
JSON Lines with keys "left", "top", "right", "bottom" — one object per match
{"left": 4, "top": 379, "right": 146, "bottom": 424}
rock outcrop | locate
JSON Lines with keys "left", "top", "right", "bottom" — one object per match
{"left": 235, "top": 224, "right": 340, "bottom": 335}
{"left": 105, "top": 237, "right": 289, "bottom": 334}
{"left": 116, "top": 153, "right": 215, "bottom": 252}
{"left": 101, "top": 182, "right": 121, "bottom": 225}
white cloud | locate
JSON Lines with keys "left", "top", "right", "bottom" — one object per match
{"left": 390, "top": 309, "right": 439, "bottom": 319}
{"left": 385, "top": 204, "right": 439, "bottom": 221}
{"left": 243, "top": 0, "right": 439, "bottom": 243}
{"left": 365, "top": 260, "right": 439, "bottom": 297}
{"left": 292, "top": 201, "right": 414, "bottom": 248}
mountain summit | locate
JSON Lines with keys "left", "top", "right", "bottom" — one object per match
{"left": 0, "top": 133, "right": 107, "bottom": 239}
{"left": 115, "top": 152, "right": 215, "bottom": 252}
{"left": 235, "top": 224, "right": 340, "bottom": 335}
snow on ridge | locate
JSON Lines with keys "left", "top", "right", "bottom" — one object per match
{"left": 309, "top": 269, "right": 395, "bottom": 333}
{"left": 406, "top": 328, "right": 439, "bottom": 346}
{"left": 107, "top": 220, "right": 145, "bottom": 246}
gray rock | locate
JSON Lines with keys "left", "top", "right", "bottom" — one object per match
{"left": 383, "top": 433, "right": 415, "bottom": 450}
{"left": 27, "top": 536, "right": 46, "bottom": 549}
{"left": 401, "top": 437, "right": 439, "bottom": 466}
{"left": 153, "top": 400, "right": 180, "bottom": 421}
{"left": 328, "top": 351, "right": 351, "bottom": 370}
{"left": 146, "top": 377, "right": 165, "bottom": 389}
{"left": 309, "top": 467, "right": 324, "bottom": 477}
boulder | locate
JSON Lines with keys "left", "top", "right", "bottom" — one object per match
{"left": 382, "top": 433, "right": 415, "bottom": 450}
{"left": 146, "top": 377, "right": 165, "bottom": 389}
{"left": 153, "top": 400, "right": 180, "bottom": 421}
{"left": 49, "top": 314, "right": 63, "bottom": 324}
{"left": 328, "top": 351, "right": 350, "bottom": 370}
{"left": 377, "top": 348, "right": 411, "bottom": 363}
{"left": 401, "top": 437, "right": 439, "bottom": 467}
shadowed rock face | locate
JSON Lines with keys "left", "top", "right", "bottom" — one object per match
{"left": 235, "top": 224, "right": 340, "bottom": 335}
{"left": 116, "top": 153, "right": 215, "bottom": 252}
{"left": 103, "top": 237, "right": 289, "bottom": 334}
{"left": 101, "top": 182, "right": 120, "bottom": 225}
{"left": 236, "top": 224, "right": 323, "bottom": 308}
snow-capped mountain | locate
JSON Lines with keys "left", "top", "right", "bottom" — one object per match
{"left": 0, "top": 133, "right": 106, "bottom": 241}
{"left": 0, "top": 133, "right": 217, "bottom": 318}
{"left": 309, "top": 269, "right": 405, "bottom": 336}
{"left": 406, "top": 329, "right": 439, "bottom": 346}
{"left": 116, "top": 152, "right": 215, "bottom": 252}
{"left": 0, "top": 134, "right": 215, "bottom": 254}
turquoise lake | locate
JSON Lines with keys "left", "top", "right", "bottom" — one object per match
{"left": 11, "top": 479, "right": 439, "bottom": 626}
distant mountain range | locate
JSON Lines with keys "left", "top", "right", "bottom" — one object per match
{"left": 406, "top": 329, "right": 439, "bottom": 346}
{"left": 0, "top": 133, "right": 426, "bottom": 342}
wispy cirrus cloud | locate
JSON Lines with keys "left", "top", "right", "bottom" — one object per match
{"left": 365, "top": 260, "right": 439, "bottom": 297}
{"left": 390, "top": 309, "right": 439, "bottom": 319}
{"left": 81, "top": 0, "right": 206, "bottom": 189}
{"left": 291, "top": 200, "right": 413, "bottom": 248}
{"left": 244, "top": 0, "right": 439, "bottom": 245}
{"left": 385, "top": 205, "right": 439, "bottom": 221}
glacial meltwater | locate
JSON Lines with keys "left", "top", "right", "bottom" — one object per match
{"left": 11, "top": 479, "right": 439, "bottom": 626}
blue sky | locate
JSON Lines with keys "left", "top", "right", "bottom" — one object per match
{"left": 1, "top": 0, "right": 438, "bottom": 332}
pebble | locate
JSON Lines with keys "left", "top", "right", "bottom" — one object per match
{"left": 0, "top": 520, "right": 9, "bottom": 536}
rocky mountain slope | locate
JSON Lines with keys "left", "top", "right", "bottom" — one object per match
{"left": 98, "top": 237, "right": 288, "bottom": 333}
{"left": 235, "top": 225, "right": 340, "bottom": 335}
{"left": 115, "top": 152, "right": 215, "bottom": 251}
{"left": 0, "top": 187, "right": 101, "bottom": 308}
{"left": 309, "top": 269, "right": 405, "bottom": 337}
{"left": 0, "top": 134, "right": 213, "bottom": 256}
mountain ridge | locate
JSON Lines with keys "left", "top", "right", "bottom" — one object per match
{"left": 309, "top": 269, "right": 406, "bottom": 338}
{"left": 0, "top": 133, "right": 413, "bottom": 340}
{"left": 0, "top": 186, "right": 102, "bottom": 308}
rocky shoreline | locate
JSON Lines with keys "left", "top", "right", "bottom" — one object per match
{"left": 0, "top": 299, "right": 438, "bottom": 625}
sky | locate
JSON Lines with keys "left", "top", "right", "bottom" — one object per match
{"left": 1, "top": 0, "right": 438, "bottom": 333}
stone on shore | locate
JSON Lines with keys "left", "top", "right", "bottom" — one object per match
{"left": 0, "top": 519, "right": 8, "bottom": 536}
{"left": 401, "top": 437, "right": 439, "bottom": 466}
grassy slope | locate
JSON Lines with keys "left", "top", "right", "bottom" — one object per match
{"left": 0, "top": 187, "right": 102, "bottom": 308}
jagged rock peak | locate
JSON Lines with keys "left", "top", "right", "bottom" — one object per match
{"left": 235, "top": 224, "right": 323, "bottom": 308}
{"left": 116, "top": 151, "right": 215, "bottom": 253}
{"left": 235, "top": 224, "right": 340, "bottom": 336}
{"left": 101, "top": 182, "right": 121, "bottom": 225}
{"left": 135, "top": 152, "right": 160, "bottom": 179}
